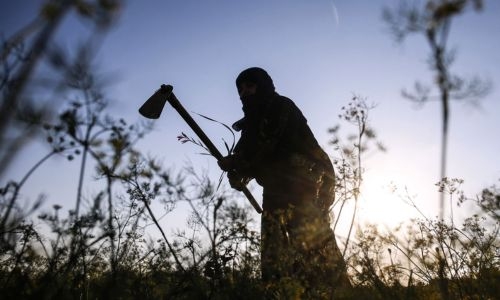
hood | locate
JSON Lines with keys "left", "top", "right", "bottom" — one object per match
{"left": 235, "top": 67, "right": 275, "bottom": 95}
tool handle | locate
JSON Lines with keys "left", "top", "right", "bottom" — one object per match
{"left": 165, "top": 86, "right": 263, "bottom": 214}
{"left": 241, "top": 188, "right": 262, "bottom": 214}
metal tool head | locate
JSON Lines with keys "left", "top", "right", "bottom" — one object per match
{"left": 138, "top": 84, "right": 173, "bottom": 119}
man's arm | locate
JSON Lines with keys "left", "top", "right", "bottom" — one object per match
{"left": 232, "top": 97, "right": 301, "bottom": 171}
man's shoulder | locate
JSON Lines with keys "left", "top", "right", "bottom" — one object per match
{"left": 274, "top": 94, "right": 294, "bottom": 103}
{"left": 273, "top": 94, "right": 300, "bottom": 111}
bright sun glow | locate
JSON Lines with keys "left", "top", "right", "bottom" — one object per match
{"left": 357, "top": 172, "right": 419, "bottom": 229}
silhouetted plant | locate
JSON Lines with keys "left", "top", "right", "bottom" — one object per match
{"left": 0, "top": 0, "right": 123, "bottom": 179}
{"left": 382, "top": 0, "right": 491, "bottom": 220}
{"left": 0, "top": 42, "right": 153, "bottom": 300}
{"left": 474, "top": 182, "right": 500, "bottom": 222}
{"left": 346, "top": 178, "right": 500, "bottom": 300}
{"left": 329, "top": 95, "right": 385, "bottom": 256}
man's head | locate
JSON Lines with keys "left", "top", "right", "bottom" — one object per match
{"left": 236, "top": 67, "right": 275, "bottom": 99}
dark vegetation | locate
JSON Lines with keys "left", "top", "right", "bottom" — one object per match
{"left": 1, "top": 1, "right": 498, "bottom": 299}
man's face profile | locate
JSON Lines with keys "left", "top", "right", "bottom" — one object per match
{"left": 238, "top": 81, "right": 257, "bottom": 99}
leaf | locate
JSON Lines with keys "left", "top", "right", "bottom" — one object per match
{"left": 192, "top": 111, "right": 236, "bottom": 152}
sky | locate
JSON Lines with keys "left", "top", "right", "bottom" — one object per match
{"left": 1, "top": 0, "right": 500, "bottom": 238}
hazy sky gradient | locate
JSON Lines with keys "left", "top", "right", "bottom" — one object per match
{"left": 1, "top": 0, "right": 499, "bottom": 235}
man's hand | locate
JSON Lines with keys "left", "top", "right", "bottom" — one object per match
{"left": 227, "top": 171, "right": 248, "bottom": 191}
{"left": 218, "top": 155, "right": 236, "bottom": 172}
{"left": 218, "top": 155, "right": 251, "bottom": 191}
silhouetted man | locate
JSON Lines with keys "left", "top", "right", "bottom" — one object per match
{"left": 218, "top": 67, "right": 350, "bottom": 297}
